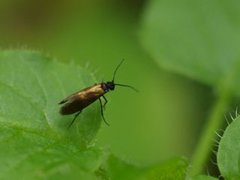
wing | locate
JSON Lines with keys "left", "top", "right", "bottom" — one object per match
{"left": 59, "top": 84, "right": 105, "bottom": 115}
{"left": 59, "top": 94, "right": 88, "bottom": 115}
{"left": 58, "top": 86, "right": 92, "bottom": 105}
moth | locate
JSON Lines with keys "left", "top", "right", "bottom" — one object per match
{"left": 59, "top": 60, "right": 137, "bottom": 127}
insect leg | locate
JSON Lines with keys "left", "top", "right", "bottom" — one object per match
{"left": 99, "top": 98, "right": 110, "bottom": 126}
{"left": 68, "top": 111, "right": 81, "bottom": 128}
{"left": 102, "top": 95, "right": 108, "bottom": 110}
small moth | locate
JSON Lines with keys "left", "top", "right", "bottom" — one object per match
{"left": 59, "top": 60, "right": 137, "bottom": 127}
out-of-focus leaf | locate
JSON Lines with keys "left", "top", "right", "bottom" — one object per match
{"left": 103, "top": 155, "right": 189, "bottom": 180}
{"left": 191, "top": 175, "right": 218, "bottom": 180}
{"left": 140, "top": 0, "right": 240, "bottom": 91}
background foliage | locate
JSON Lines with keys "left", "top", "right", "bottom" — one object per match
{"left": 1, "top": 0, "right": 240, "bottom": 179}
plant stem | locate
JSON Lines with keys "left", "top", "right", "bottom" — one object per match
{"left": 189, "top": 87, "right": 232, "bottom": 176}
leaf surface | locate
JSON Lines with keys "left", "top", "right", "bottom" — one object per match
{"left": 0, "top": 50, "right": 103, "bottom": 179}
{"left": 218, "top": 116, "right": 240, "bottom": 179}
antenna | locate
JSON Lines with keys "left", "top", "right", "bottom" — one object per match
{"left": 112, "top": 59, "right": 125, "bottom": 82}
{"left": 112, "top": 59, "right": 138, "bottom": 92}
{"left": 114, "top": 83, "right": 139, "bottom": 92}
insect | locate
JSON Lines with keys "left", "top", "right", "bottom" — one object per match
{"left": 59, "top": 59, "right": 137, "bottom": 128}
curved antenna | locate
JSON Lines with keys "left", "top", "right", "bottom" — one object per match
{"left": 114, "top": 83, "right": 138, "bottom": 92}
{"left": 112, "top": 59, "right": 125, "bottom": 82}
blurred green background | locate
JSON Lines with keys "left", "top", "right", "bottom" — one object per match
{"left": 0, "top": 0, "right": 213, "bottom": 168}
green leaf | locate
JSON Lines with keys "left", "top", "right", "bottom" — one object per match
{"left": 191, "top": 175, "right": 218, "bottom": 180}
{"left": 142, "top": 157, "right": 189, "bottom": 180}
{"left": 103, "top": 155, "right": 189, "bottom": 180}
{"left": 102, "top": 154, "right": 142, "bottom": 180}
{"left": 140, "top": 0, "right": 240, "bottom": 89}
{"left": 0, "top": 50, "right": 103, "bottom": 179}
{"left": 217, "top": 116, "right": 240, "bottom": 179}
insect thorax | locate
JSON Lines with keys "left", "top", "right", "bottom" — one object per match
{"left": 101, "top": 82, "right": 115, "bottom": 92}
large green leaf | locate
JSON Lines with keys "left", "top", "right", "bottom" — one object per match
{"left": 140, "top": 0, "right": 240, "bottom": 90}
{"left": 0, "top": 50, "right": 103, "bottom": 179}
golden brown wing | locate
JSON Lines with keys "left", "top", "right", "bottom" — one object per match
{"left": 59, "top": 84, "right": 105, "bottom": 115}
